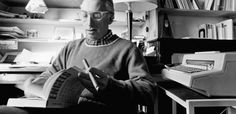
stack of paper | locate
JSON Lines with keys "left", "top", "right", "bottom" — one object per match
{"left": 0, "top": 26, "right": 26, "bottom": 39}
{"left": 0, "top": 10, "right": 27, "bottom": 18}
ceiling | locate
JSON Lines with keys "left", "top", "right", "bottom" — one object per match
{"left": 0, "top": 0, "right": 83, "bottom": 8}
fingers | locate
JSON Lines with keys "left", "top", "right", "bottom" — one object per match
{"left": 88, "top": 67, "right": 109, "bottom": 91}
{"left": 78, "top": 71, "right": 90, "bottom": 80}
{"left": 78, "top": 67, "right": 109, "bottom": 93}
{"left": 78, "top": 72, "right": 97, "bottom": 93}
{"left": 31, "top": 77, "right": 47, "bottom": 85}
{"left": 23, "top": 77, "right": 34, "bottom": 88}
{"left": 88, "top": 67, "right": 107, "bottom": 79}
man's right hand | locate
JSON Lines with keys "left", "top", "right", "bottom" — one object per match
{"left": 23, "top": 77, "right": 38, "bottom": 98}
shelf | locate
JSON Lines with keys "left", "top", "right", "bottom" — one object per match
{"left": 157, "top": 38, "right": 236, "bottom": 64}
{"left": 17, "top": 39, "right": 71, "bottom": 43}
{"left": 157, "top": 8, "right": 236, "bottom": 18}
{"left": 0, "top": 18, "right": 145, "bottom": 27}
{"left": 0, "top": 18, "right": 79, "bottom": 25}
{"left": 156, "top": 38, "right": 236, "bottom": 41}
{"left": 0, "top": 38, "right": 70, "bottom": 43}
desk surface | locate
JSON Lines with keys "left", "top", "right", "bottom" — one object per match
{"left": 153, "top": 76, "right": 236, "bottom": 114}
{"left": 153, "top": 76, "right": 236, "bottom": 100}
{"left": 154, "top": 76, "right": 207, "bottom": 100}
{"left": 0, "top": 65, "right": 47, "bottom": 84}
{"left": 0, "top": 65, "right": 48, "bottom": 73}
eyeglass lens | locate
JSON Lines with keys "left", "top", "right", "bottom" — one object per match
{"left": 79, "top": 11, "right": 108, "bottom": 21}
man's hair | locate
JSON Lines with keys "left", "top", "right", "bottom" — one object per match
{"left": 104, "top": 0, "right": 114, "bottom": 22}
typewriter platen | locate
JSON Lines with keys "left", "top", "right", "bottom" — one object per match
{"left": 162, "top": 51, "right": 236, "bottom": 97}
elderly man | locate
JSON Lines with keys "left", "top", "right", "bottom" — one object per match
{"left": 0, "top": 0, "right": 156, "bottom": 113}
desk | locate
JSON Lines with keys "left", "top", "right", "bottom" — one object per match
{"left": 0, "top": 66, "right": 46, "bottom": 104}
{"left": 0, "top": 66, "right": 47, "bottom": 84}
{"left": 154, "top": 76, "right": 236, "bottom": 114}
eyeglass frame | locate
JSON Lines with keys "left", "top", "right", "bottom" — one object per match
{"left": 78, "top": 10, "right": 112, "bottom": 22}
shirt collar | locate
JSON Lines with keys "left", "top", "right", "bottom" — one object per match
{"left": 85, "top": 30, "right": 118, "bottom": 46}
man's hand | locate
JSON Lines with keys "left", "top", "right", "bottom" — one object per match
{"left": 23, "top": 77, "right": 38, "bottom": 98}
{"left": 78, "top": 67, "right": 109, "bottom": 94}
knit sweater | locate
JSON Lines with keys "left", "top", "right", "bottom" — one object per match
{"left": 38, "top": 31, "right": 155, "bottom": 113}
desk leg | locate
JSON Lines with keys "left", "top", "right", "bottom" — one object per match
{"left": 172, "top": 100, "right": 177, "bottom": 114}
{"left": 186, "top": 103, "right": 194, "bottom": 114}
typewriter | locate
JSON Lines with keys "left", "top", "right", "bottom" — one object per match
{"left": 162, "top": 51, "right": 236, "bottom": 97}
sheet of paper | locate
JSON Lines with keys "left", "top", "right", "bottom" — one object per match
{"left": 14, "top": 49, "right": 54, "bottom": 65}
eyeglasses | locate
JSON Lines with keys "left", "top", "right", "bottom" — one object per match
{"left": 78, "top": 10, "right": 110, "bottom": 22}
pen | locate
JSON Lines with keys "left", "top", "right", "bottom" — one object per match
{"left": 164, "top": 65, "right": 170, "bottom": 70}
{"left": 82, "top": 59, "right": 99, "bottom": 91}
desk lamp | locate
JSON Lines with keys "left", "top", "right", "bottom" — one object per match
{"left": 25, "top": 0, "right": 48, "bottom": 14}
{"left": 113, "top": 0, "right": 157, "bottom": 41}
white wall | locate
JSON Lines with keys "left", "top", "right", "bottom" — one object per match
{"left": 167, "top": 15, "right": 226, "bottom": 38}
{"left": 1, "top": 7, "right": 148, "bottom": 54}
{"left": 7, "top": 7, "right": 146, "bottom": 38}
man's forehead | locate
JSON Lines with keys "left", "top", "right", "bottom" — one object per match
{"left": 81, "top": 0, "right": 107, "bottom": 11}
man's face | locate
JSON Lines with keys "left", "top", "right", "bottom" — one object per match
{"left": 80, "top": 0, "right": 111, "bottom": 40}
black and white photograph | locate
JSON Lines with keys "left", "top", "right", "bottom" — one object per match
{"left": 1, "top": 0, "right": 236, "bottom": 114}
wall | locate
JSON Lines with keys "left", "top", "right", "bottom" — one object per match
{"left": 7, "top": 7, "right": 146, "bottom": 38}
{"left": 0, "top": 2, "right": 8, "bottom": 10}
{"left": 147, "top": 9, "right": 158, "bottom": 41}
{"left": 1, "top": 7, "right": 148, "bottom": 54}
{"left": 167, "top": 16, "right": 226, "bottom": 38}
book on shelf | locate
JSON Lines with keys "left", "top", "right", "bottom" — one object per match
{"left": 181, "top": 0, "right": 190, "bottom": 9}
{"left": 213, "top": 0, "right": 221, "bottom": 10}
{"left": 7, "top": 66, "right": 85, "bottom": 108}
{"left": 160, "top": 0, "right": 236, "bottom": 11}
{"left": 175, "top": 0, "right": 184, "bottom": 9}
{"left": 205, "top": 0, "right": 214, "bottom": 10}
{"left": 198, "top": 23, "right": 217, "bottom": 39}
{"left": 198, "top": 19, "right": 234, "bottom": 40}
{"left": 192, "top": 0, "right": 204, "bottom": 9}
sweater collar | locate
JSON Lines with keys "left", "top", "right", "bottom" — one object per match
{"left": 85, "top": 30, "right": 118, "bottom": 46}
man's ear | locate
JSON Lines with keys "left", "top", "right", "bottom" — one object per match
{"left": 108, "top": 16, "right": 113, "bottom": 25}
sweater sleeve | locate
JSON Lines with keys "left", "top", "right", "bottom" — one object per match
{"left": 98, "top": 46, "right": 156, "bottom": 107}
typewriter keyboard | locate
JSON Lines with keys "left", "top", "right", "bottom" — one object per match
{"left": 170, "top": 65, "right": 206, "bottom": 73}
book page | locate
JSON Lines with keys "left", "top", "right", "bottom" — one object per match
{"left": 46, "top": 66, "right": 85, "bottom": 105}
{"left": 42, "top": 69, "right": 66, "bottom": 100}
{"left": 7, "top": 66, "right": 85, "bottom": 108}
{"left": 24, "top": 82, "right": 44, "bottom": 99}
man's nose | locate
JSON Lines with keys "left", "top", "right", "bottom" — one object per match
{"left": 86, "top": 16, "right": 96, "bottom": 27}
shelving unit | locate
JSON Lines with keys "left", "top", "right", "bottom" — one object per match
{"left": 17, "top": 39, "right": 70, "bottom": 43}
{"left": 157, "top": 0, "right": 236, "bottom": 39}
{"left": 157, "top": 8, "right": 236, "bottom": 39}
{"left": 155, "top": 2, "right": 236, "bottom": 113}
{"left": 0, "top": 18, "right": 145, "bottom": 27}
{"left": 158, "top": 8, "right": 236, "bottom": 17}
{"left": 154, "top": 0, "right": 236, "bottom": 64}
{"left": 0, "top": 17, "right": 145, "bottom": 45}
{"left": 157, "top": 38, "right": 236, "bottom": 64}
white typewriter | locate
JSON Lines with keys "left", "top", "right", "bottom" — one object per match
{"left": 162, "top": 51, "right": 236, "bottom": 97}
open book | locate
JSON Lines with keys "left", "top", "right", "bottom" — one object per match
{"left": 7, "top": 66, "right": 85, "bottom": 108}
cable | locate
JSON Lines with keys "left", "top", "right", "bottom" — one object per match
{"left": 219, "top": 107, "right": 228, "bottom": 114}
